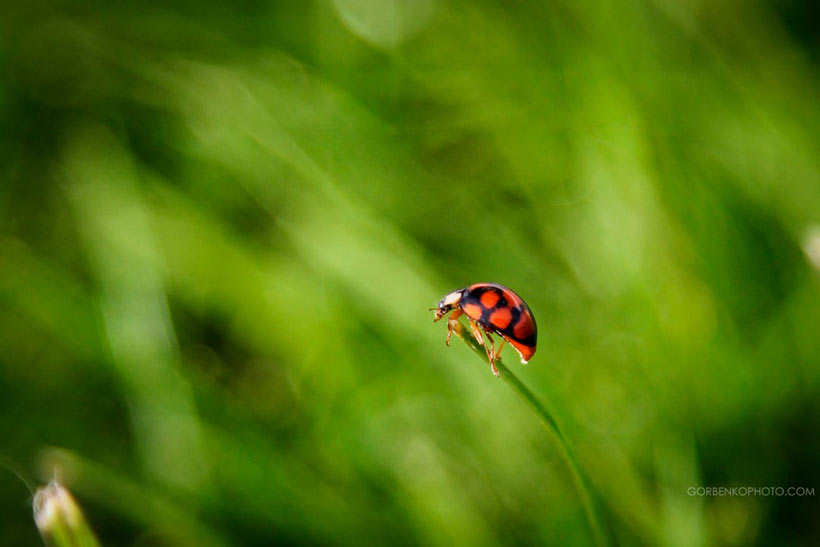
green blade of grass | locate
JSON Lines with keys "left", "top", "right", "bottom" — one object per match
{"left": 450, "top": 319, "right": 608, "bottom": 547}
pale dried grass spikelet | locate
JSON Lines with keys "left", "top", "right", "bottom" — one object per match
{"left": 33, "top": 480, "right": 101, "bottom": 547}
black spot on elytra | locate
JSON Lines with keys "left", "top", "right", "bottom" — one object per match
{"left": 464, "top": 287, "right": 504, "bottom": 323}
{"left": 461, "top": 285, "right": 537, "bottom": 346}
{"left": 499, "top": 306, "right": 523, "bottom": 339}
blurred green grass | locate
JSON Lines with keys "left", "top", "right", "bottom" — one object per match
{"left": 1, "top": 0, "right": 819, "bottom": 545}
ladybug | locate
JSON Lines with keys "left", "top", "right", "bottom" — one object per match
{"left": 431, "top": 283, "right": 537, "bottom": 376}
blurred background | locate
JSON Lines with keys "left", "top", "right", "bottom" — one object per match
{"left": 1, "top": 0, "right": 818, "bottom": 545}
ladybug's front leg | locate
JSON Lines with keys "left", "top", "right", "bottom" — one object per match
{"left": 445, "top": 309, "right": 464, "bottom": 346}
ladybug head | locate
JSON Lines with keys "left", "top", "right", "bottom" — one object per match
{"left": 431, "top": 289, "right": 465, "bottom": 322}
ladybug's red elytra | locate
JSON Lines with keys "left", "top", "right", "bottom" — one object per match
{"left": 431, "top": 283, "right": 537, "bottom": 376}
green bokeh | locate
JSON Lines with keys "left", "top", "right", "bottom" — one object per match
{"left": 1, "top": 1, "right": 818, "bottom": 545}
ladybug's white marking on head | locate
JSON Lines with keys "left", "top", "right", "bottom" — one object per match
{"left": 442, "top": 291, "right": 462, "bottom": 307}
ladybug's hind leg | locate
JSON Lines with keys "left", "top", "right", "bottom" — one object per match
{"left": 494, "top": 338, "right": 506, "bottom": 362}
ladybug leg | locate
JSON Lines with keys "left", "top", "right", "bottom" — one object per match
{"left": 471, "top": 322, "right": 499, "bottom": 376}
{"left": 482, "top": 326, "right": 501, "bottom": 377}
{"left": 469, "top": 319, "right": 485, "bottom": 347}
{"left": 494, "top": 339, "right": 506, "bottom": 361}
{"left": 445, "top": 309, "right": 464, "bottom": 346}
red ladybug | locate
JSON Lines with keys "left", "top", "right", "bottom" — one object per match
{"left": 431, "top": 283, "right": 537, "bottom": 376}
